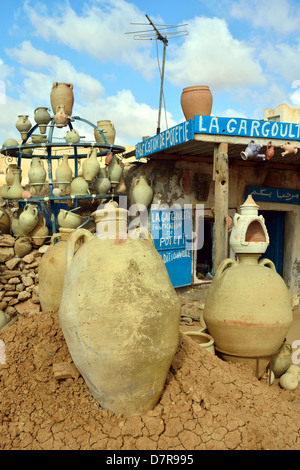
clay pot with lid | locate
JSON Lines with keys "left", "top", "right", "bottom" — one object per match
{"left": 180, "top": 85, "right": 213, "bottom": 120}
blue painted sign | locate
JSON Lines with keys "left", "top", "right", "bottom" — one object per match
{"left": 135, "top": 120, "right": 194, "bottom": 159}
{"left": 246, "top": 186, "right": 300, "bottom": 205}
{"left": 150, "top": 208, "right": 193, "bottom": 288}
{"left": 194, "top": 115, "right": 300, "bottom": 141}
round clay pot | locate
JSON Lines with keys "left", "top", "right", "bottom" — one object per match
{"left": 180, "top": 85, "right": 213, "bottom": 120}
{"left": 280, "top": 372, "right": 298, "bottom": 391}
{"left": 183, "top": 330, "right": 215, "bottom": 354}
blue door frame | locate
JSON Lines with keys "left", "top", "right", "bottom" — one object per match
{"left": 260, "top": 210, "right": 285, "bottom": 276}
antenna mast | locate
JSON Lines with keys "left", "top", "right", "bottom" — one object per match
{"left": 126, "top": 15, "right": 188, "bottom": 134}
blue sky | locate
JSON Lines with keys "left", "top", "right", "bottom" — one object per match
{"left": 1, "top": 0, "right": 300, "bottom": 147}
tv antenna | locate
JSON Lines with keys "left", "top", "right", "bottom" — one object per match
{"left": 126, "top": 15, "right": 188, "bottom": 134}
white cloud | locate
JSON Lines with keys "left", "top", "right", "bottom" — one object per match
{"left": 165, "top": 16, "right": 266, "bottom": 91}
{"left": 260, "top": 41, "right": 300, "bottom": 83}
{"left": 23, "top": 0, "right": 157, "bottom": 80}
{"left": 230, "top": 0, "right": 300, "bottom": 36}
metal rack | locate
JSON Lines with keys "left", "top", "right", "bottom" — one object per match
{"left": 1, "top": 116, "right": 126, "bottom": 234}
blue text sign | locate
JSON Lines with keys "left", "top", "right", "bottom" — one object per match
{"left": 246, "top": 186, "right": 300, "bottom": 205}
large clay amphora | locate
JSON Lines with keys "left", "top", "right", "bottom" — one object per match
{"left": 38, "top": 230, "right": 73, "bottom": 311}
{"left": 18, "top": 203, "right": 38, "bottom": 235}
{"left": 59, "top": 220, "right": 181, "bottom": 417}
{"left": 28, "top": 157, "right": 46, "bottom": 195}
{"left": 94, "top": 120, "right": 116, "bottom": 147}
{"left": 82, "top": 147, "right": 100, "bottom": 182}
{"left": 6, "top": 168, "right": 23, "bottom": 199}
{"left": 50, "top": 82, "right": 74, "bottom": 127}
{"left": 55, "top": 154, "right": 72, "bottom": 190}
{"left": 203, "top": 254, "right": 293, "bottom": 377}
{"left": 132, "top": 176, "right": 153, "bottom": 208}
{"left": 180, "top": 85, "right": 213, "bottom": 120}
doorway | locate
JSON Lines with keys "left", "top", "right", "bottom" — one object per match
{"left": 260, "top": 210, "right": 285, "bottom": 276}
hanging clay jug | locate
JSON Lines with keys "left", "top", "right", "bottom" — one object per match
{"left": 58, "top": 206, "right": 181, "bottom": 417}
{"left": 70, "top": 177, "right": 90, "bottom": 196}
{"left": 132, "top": 176, "right": 153, "bottom": 208}
{"left": 266, "top": 141, "right": 275, "bottom": 161}
{"left": 6, "top": 168, "right": 23, "bottom": 199}
{"left": 107, "top": 154, "right": 122, "bottom": 187}
{"left": 28, "top": 157, "right": 46, "bottom": 195}
{"left": 180, "top": 85, "right": 213, "bottom": 120}
{"left": 57, "top": 209, "right": 83, "bottom": 229}
{"left": 82, "top": 147, "right": 100, "bottom": 182}
{"left": 29, "top": 214, "right": 49, "bottom": 247}
{"left": 34, "top": 107, "right": 51, "bottom": 134}
{"left": 18, "top": 203, "right": 39, "bottom": 235}
{"left": 6, "top": 164, "right": 22, "bottom": 186}
{"left": 94, "top": 120, "right": 116, "bottom": 148}
{"left": 56, "top": 154, "right": 73, "bottom": 190}
{"left": 16, "top": 115, "right": 31, "bottom": 140}
{"left": 271, "top": 339, "right": 293, "bottom": 377}
{"left": 14, "top": 236, "right": 33, "bottom": 258}
{"left": 0, "top": 210, "right": 10, "bottom": 234}
{"left": 65, "top": 129, "right": 80, "bottom": 144}
{"left": 50, "top": 82, "right": 74, "bottom": 128}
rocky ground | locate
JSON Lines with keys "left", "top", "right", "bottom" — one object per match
{"left": 1, "top": 308, "right": 300, "bottom": 451}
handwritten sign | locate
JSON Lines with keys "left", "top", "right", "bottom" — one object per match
{"left": 246, "top": 186, "right": 300, "bottom": 205}
{"left": 135, "top": 120, "right": 194, "bottom": 159}
{"left": 194, "top": 116, "right": 300, "bottom": 141}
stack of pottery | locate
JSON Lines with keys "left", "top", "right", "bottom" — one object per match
{"left": 94, "top": 120, "right": 116, "bottom": 148}
{"left": 55, "top": 154, "right": 73, "bottom": 190}
{"left": 58, "top": 202, "right": 181, "bottom": 416}
{"left": 180, "top": 85, "right": 213, "bottom": 120}
{"left": 82, "top": 147, "right": 100, "bottom": 182}
{"left": 203, "top": 195, "right": 293, "bottom": 378}
{"left": 28, "top": 157, "right": 46, "bottom": 195}
{"left": 16, "top": 115, "right": 32, "bottom": 141}
{"left": 50, "top": 82, "right": 74, "bottom": 128}
{"left": 34, "top": 107, "right": 51, "bottom": 134}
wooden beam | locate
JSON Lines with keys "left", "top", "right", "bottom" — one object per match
{"left": 213, "top": 144, "right": 229, "bottom": 272}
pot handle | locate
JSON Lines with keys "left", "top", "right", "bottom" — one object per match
{"left": 258, "top": 258, "right": 277, "bottom": 272}
{"left": 66, "top": 228, "right": 94, "bottom": 272}
{"left": 214, "top": 258, "right": 237, "bottom": 280}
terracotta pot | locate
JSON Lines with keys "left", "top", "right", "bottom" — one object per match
{"left": 132, "top": 176, "right": 153, "bottom": 208}
{"left": 82, "top": 147, "right": 100, "bottom": 182}
{"left": 94, "top": 120, "right": 116, "bottom": 147}
{"left": 271, "top": 339, "right": 292, "bottom": 377}
{"left": 6, "top": 164, "right": 21, "bottom": 186}
{"left": 65, "top": 129, "right": 80, "bottom": 144}
{"left": 58, "top": 218, "right": 180, "bottom": 417}
{"left": 28, "top": 157, "right": 46, "bottom": 195}
{"left": 183, "top": 330, "right": 215, "bottom": 354}
{"left": 57, "top": 209, "right": 83, "bottom": 229}
{"left": 56, "top": 154, "right": 73, "bottom": 190}
{"left": 107, "top": 154, "right": 122, "bottom": 187}
{"left": 180, "top": 85, "right": 213, "bottom": 120}
{"left": 50, "top": 82, "right": 74, "bottom": 117}
{"left": 34, "top": 107, "right": 51, "bottom": 134}
{"left": 18, "top": 203, "right": 38, "bottom": 235}
{"left": 70, "top": 177, "right": 90, "bottom": 196}
{"left": 29, "top": 214, "right": 49, "bottom": 247}
{"left": 6, "top": 168, "right": 23, "bottom": 199}
{"left": 16, "top": 115, "right": 31, "bottom": 140}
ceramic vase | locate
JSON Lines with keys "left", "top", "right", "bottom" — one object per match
{"left": 180, "top": 86, "right": 213, "bottom": 120}
{"left": 6, "top": 168, "right": 23, "bottom": 199}
{"left": 271, "top": 339, "right": 292, "bottom": 378}
{"left": 94, "top": 120, "right": 116, "bottom": 147}
{"left": 70, "top": 177, "right": 90, "bottom": 196}
{"left": 58, "top": 208, "right": 181, "bottom": 417}
{"left": 29, "top": 214, "right": 49, "bottom": 247}
{"left": 132, "top": 176, "right": 153, "bottom": 208}
{"left": 65, "top": 129, "right": 80, "bottom": 144}
{"left": 82, "top": 147, "right": 100, "bottom": 182}
{"left": 107, "top": 154, "right": 122, "bottom": 187}
{"left": 18, "top": 203, "right": 39, "bottom": 235}
{"left": 94, "top": 177, "right": 111, "bottom": 194}
{"left": 16, "top": 115, "right": 31, "bottom": 140}
{"left": 34, "top": 107, "right": 51, "bottom": 134}
{"left": 28, "top": 157, "right": 46, "bottom": 195}
{"left": 50, "top": 82, "right": 74, "bottom": 127}
{"left": 56, "top": 154, "right": 73, "bottom": 190}
{"left": 6, "top": 164, "right": 22, "bottom": 186}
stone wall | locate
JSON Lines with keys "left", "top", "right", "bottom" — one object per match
{"left": 0, "top": 234, "right": 41, "bottom": 322}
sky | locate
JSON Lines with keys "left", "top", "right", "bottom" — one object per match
{"left": 1, "top": 0, "right": 300, "bottom": 148}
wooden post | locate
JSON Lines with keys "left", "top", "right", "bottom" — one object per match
{"left": 213, "top": 143, "right": 229, "bottom": 272}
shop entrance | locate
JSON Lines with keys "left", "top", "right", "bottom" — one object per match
{"left": 260, "top": 210, "right": 285, "bottom": 276}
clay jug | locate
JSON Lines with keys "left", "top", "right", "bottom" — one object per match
{"left": 55, "top": 154, "right": 73, "bottom": 190}
{"left": 59, "top": 211, "right": 181, "bottom": 417}
{"left": 16, "top": 115, "right": 31, "bottom": 140}
{"left": 266, "top": 141, "right": 275, "bottom": 161}
{"left": 6, "top": 168, "right": 23, "bottom": 199}
{"left": 203, "top": 254, "right": 293, "bottom": 377}
{"left": 94, "top": 120, "right": 116, "bottom": 147}
{"left": 94, "top": 176, "right": 111, "bottom": 194}
{"left": 29, "top": 214, "right": 49, "bottom": 247}
{"left": 271, "top": 339, "right": 293, "bottom": 377}
{"left": 180, "top": 85, "right": 213, "bottom": 120}
{"left": 70, "top": 177, "right": 90, "bottom": 196}
{"left": 107, "top": 154, "right": 122, "bottom": 187}
{"left": 82, "top": 147, "right": 100, "bottom": 182}
{"left": 132, "top": 176, "right": 153, "bottom": 208}
{"left": 50, "top": 82, "right": 74, "bottom": 126}
{"left": 6, "top": 164, "right": 22, "bottom": 186}
{"left": 18, "top": 203, "right": 39, "bottom": 235}
{"left": 14, "top": 236, "right": 32, "bottom": 258}
{"left": 34, "top": 107, "right": 51, "bottom": 134}
{"left": 28, "top": 157, "right": 46, "bottom": 195}
{"left": 0, "top": 210, "right": 10, "bottom": 234}
{"left": 65, "top": 129, "right": 80, "bottom": 144}
{"left": 38, "top": 230, "right": 74, "bottom": 311}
